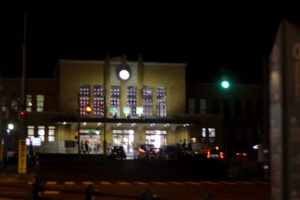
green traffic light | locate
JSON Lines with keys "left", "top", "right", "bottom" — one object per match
{"left": 221, "top": 80, "right": 230, "bottom": 89}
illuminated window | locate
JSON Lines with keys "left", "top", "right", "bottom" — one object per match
{"left": 93, "top": 85, "right": 105, "bottom": 116}
{"left": 36, "top": 95, "right": 44, "bottom": 112}
{"left": 110, "top": 86, "right": 121, "bottom": 117}
{"left": 26, "top": 95, "right": 32, "bottom": 112}
{"left": 27, "top": 126, "right": 34, "bottom": 140}
{"left": 202, "top": 128, "right": 206, "bottom": 137}
{"left": 156, "top": 87, "right": 167, "bottom": 117}
{"left": 208, "top": 128, "right": 216, "bottom": 143}
{"left": 48, "top": 126, "right": 55, "bottom": 142}
{"left": 38, "top": 126, "right": 45, "bottom": 142}
{"left": 79, "top": 85, "right": 90, "bottom": 115}
{"left": 143, "top": 87, "right": 153, "bottom": 117}
{"left": 127, "top": 86, "right": 137, "bottom": 116}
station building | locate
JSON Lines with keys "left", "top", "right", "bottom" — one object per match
{"left": 0, "top": 54, "right": 223, "bottom": 154}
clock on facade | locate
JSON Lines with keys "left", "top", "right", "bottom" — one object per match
{"left": 117, "top": 65, "right": 131, "bottom": 81}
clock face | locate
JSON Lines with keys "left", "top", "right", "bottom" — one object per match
{"left": 119, "top": 69, "right": 130, "bottom": 80}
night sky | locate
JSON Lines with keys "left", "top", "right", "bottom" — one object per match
{"left": 1, "top": 8, "right": 300, "bottom": 84}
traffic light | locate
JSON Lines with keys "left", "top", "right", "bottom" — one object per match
{"left": 19, "top": 109, "right": 27, "bottom": 120}
{"left": 221, "top": 80, "right": 230, "bottom": 89}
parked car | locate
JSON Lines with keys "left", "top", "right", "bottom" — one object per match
{"left": 207, "top": 149, "right": 225, "bottom": 160}
{"left": 109, "top": 146, "right": 126, "bottom": 160}
{"left": 134, "top": 144, "right": 154, "bottom": 160}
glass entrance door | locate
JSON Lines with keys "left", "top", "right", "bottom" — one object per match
{"left": 145, "top": 130, "right": 167, "bottom": 148}
{"left": 112, "top": 130, "right": 134, "bottom": 153}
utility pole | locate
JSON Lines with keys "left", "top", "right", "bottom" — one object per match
{"left": 0, "top": 71, "right": 3, "bottom": 167}
{"left": 18, "top": 11, "right": 28, "bottom": 178}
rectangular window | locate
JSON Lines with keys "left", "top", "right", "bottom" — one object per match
{"left": 48, "top": 126, "right": 55, "bottom": 142}
{"left": 79, "top": 85, "right": 90, "bottom": 115}
{"left": 93, "top": 85, "right": 105, "bottom": 117}
{"left": 36, "top": 95, "right": 44, "bottom": 112}
{"left": 188, "top": 98, "right": 195, "bottom": 114}
{"left": 127, "top": 86, "right": 137, "bottom": 116}
{"left": 208, "top": 128, "right": 216, "bottom": 143}
{"left": 110, "top": 86, "right": 121, "bottom": 117}
{"left": 156, "top": 87, "right": 167, "bottom": 117}
{"left": 27, "top": 126, "right": 34, "bottom": 140}
{"left": 38, "top": 126, "right": 45, "bottom": 142}
{"left": 200, "top": 98, "right": 207, "bottom": 114}
{"left": 26, "top": 95, "right": 32, "bottom": 112}
{"left": 234, "top": 99, "right": 241, "bottom": 118}
{"left": 143, "top": 87, "right": 153, "bottom": 117}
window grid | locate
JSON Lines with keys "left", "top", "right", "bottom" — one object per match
{"left": 127, "top": 86, "right": 137, "bottom": 116}
{"left": 93, "top": 86, "right": 105, "bottom": 116}
{"left": 156, "top": 87, "right": 167, "bottom": 117}
{"left": 110, "top": 86, "right": 121, "bottom": 117}
{"left": 36, "top": 95, "right": 44, "bottom": 112}
{"left": 48, "top": 126, "right": 55, "bottom": 142}
{"left": 143, "top": 87, "right": 153, "bottom": 117}
{"left": 38, "top": 126, "right": 45, "bottom": 142}
{"left": 26, "top": 95, "right": 32, "bottom": 112}
{"left": 79, "top": 85, "right": 90, "bottom": 115}
{"left": 27, "top": 126, "right": 34, "bottom": 140}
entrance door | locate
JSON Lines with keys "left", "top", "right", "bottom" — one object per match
{"left": 145, "top": 130, "right": 167, "bottom": 148}
{"left": 80, "top": 135, "right": 101, "bottom": 154}
{"left": 112, "top": 130, "right": 134, "bottom": 153}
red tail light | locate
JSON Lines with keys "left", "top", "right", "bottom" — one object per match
{"left": 242, "top": 153, "right": 247, "bottom": 157}
{"left": 207, "top": 151, "right": 211, "bottom": 159}
{"left": 199, "top": 149, "right": 206, "bottom": 152}
{"left": 151, "top": 148, "right": 156, "bottom": 152}
{"left": 220, "top": 152, "right": 225, "bottom": 159}
{"left": 139, "top": 148, "right": 146, "bottom": 154}
{"left": 236, "top": 153, "right": 240, "bottom": 156}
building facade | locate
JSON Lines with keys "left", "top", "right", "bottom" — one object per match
{"left": 187, "top": 83, "right": 263, "bottom": 154}
{"left": 1, "top": 55, "right": 225, "bottom": 155}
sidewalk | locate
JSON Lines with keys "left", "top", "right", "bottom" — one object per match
{"left": 0, "top": 163, "right": 37, "bottom": 183}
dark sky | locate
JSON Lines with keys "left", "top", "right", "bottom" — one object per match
{"left": 1, "top": 8, "right": 300, "bottom": 84}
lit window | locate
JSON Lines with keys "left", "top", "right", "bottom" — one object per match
{"left": 48, "top": 126, "right": 55, "bottom": 142}
{"left": 93, "top": 86, "right": 105, "bottom": 117}
{"left": 26, "top": 95, "right": 32, "bottom": 112}
{"left": 143, "top": 87, "right": 153, "bottom": 117}
{"left": 156, "top": 87, "right": 167, "bottom": 117}
{"left": 27, "top": 126, "right": 34, "bottom": 140}
{"left": 208, "top": 128, "right": 216, "bottom": 143}
{"left": 36, "top": 95, "right": 44, "bottom": 112}
{"left": 110, "top": 86, "right": 121, "bottom": 117}
{"left": 38, "top": 126, "right": 45, "bottom": 142}
{"left": 79, "top": 85, "right": 90, "bottom": 115}
{"left": 127, "top": 86, "right": 137, "bottom": 116}
{"left": 208, "top": 128, "right": 215, "bottom": 137}
{"left": 202, "top": 128, "right": 206, "bottom": 137}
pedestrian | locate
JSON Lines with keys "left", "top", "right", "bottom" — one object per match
{"left": 85, "top": 141, "right": 89, "bottom": 154}
{"left": 182, "top": 139, "right": 186, "bottom": 151}
{"left": 188, "top": 141, "right": 192, "bottom": 152}
{"left": 80, "top": 141, "right": 84, "bottom": 153}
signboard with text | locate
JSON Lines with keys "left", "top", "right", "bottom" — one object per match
{"left": 18, "top": 139, "right": 27, "bottom": 174}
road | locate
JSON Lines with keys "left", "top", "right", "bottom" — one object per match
{"left": 0, "top": 179, "right": 270, "bottom": 200}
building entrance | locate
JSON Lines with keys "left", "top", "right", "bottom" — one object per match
{"left": 145, "top": 130, "right": 167, "bottom": 148}
{"left": 79, "top": 134, "right": 101, "bottom": 154}
{"left": 112, "top": 130, "right": 134, "bottom": 153}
